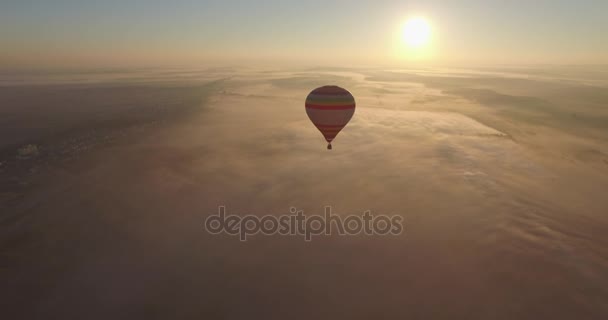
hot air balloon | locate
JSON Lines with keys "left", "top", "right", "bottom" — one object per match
{"left": 305, "top": 85, "right": 355, "bottom": 150}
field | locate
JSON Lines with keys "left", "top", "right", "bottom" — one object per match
{"left": 2, "top": 66, "right": 608, "bottom": 318}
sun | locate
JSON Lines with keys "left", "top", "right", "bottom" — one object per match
{"left": 402, "top": 17, "right": 431, "bottom": 48}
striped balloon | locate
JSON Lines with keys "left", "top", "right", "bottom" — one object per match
{"left": 305, "top": 85, "right": 356, "bottom": 150}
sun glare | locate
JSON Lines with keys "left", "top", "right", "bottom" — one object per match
{"left": 402, "top": 17, "right": 431, "bottom": 48}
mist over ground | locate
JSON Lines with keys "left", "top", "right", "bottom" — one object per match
{"left": 1, "top": 66, "right": 608, "bottom": 318}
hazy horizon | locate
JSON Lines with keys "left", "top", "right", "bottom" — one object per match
{"left": 2, "top": 0, "right": 608, "bottom": 68}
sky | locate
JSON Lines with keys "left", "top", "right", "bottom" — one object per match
{"left": 1, "top": 0, "right": 607, "bottom": 68}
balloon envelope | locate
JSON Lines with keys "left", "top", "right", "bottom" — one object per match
{"left": 305, "top": 85, "right": 355, "bottom": 149}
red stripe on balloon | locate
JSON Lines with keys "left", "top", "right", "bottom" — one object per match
{"left": 315, "top": 124, "right": 345, "bottom": 128}
{"left": 305, "top": 104, "right": 355, "bottom": 110}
